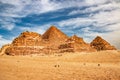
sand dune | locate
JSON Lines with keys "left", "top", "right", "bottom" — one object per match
{"left": 0, "top": 50, "right": 120, "bottom": 80}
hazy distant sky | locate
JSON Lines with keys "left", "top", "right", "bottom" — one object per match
{"left": 0, "top": 0, "right": 120, "bottom": 49}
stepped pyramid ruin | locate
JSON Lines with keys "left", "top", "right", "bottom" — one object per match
{"left": 5, "top": 31, "right": 43, "bottom": 55}
{"left": 12, "top": 31, "right": 42, "bottom": 46}
{"left": 90, "top": 36, "right": 116, "bottom": 51}
{"left": 3, "top": 26, "right": 116, "bottom": 55}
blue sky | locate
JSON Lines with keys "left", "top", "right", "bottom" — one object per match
{"left": 0, "top": 0, "right": 120, "bottom": 49}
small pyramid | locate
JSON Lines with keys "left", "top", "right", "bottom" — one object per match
{"left": 71, "top": 35, "right": 86, "bottom": 44}
{"left": 90, "top": 36, "right": 116, "bottom": 51}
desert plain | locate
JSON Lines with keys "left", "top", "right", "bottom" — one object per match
{"left": 0, "top": 50, "right": 120, "bottom": 80}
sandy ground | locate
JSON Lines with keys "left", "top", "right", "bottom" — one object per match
{"left": 0, "top": 50, "right": 120, "bottom": 80}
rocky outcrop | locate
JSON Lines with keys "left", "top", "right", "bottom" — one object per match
{"left": 90, "top": 36, "right": 116, "bottom": 51}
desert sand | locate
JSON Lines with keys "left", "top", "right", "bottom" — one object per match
{"left": 0, "top": 50, "right": 120, "bottom": 80}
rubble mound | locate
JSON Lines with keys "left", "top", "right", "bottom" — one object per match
{"left": 59, "top": 35, "right": 96, "bottom": 52}
{"left": 90, "top": 36, "right": 116, "bottom": 51}
{"left": 71, "top": 35, "right": 86, "bottom": 44}
{"left": 12, "top": 31, "right": 42, "bottom": 46}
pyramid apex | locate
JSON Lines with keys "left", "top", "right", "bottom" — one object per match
{"left": 73, "top": 34, "right": 77, "bottom": 37}
{"left": 49, "top": 25, "right": 57, "bottom": 29}
{"left": 96, "top": 36, "right": 102, "bottom": 38}
{"left": 42, "top": 26, "right": 68, "bottom": 40}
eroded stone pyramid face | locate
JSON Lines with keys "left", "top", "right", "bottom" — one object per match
{"left": 90, "top": 36, "right": 116, "bottom": 51}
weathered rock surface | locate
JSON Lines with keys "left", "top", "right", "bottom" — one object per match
{"left": 90, "top": 36, "right": 116, "bottom": 51}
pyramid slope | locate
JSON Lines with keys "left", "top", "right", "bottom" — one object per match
{"left": 90, "top": 36, "right": 116, "bottom": 51}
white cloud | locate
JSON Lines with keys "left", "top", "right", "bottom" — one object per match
{"left": 0, "top": 18, "right": 15, "bottom": 30}
{"left": 69, "top": 1, "right": 120, "bottom": 15}
{"left": 0, "top": 35, "right": 12, "bottom": 47}
{"left": 0, "top": 0, "right": 59, "bottom": 17}
{"left": 0, "top": 0, "right": 110, "bottom": 18}
{"left": 103, "top": 30, "right": 120, "bottom": 49}
{"left": 91, "top": 9, "right": 120, "bottom": 27}
{"left": 57, "top": 17, "right": 93, "bottom": 28}
{"left": 85, "top": 0, "right": 108, "bottom": 5}
{"left": 59, "top": 7, "right": 120, "bottom": 31}
{"left": 1, "top": 23, "right": 15, "bottom": 30}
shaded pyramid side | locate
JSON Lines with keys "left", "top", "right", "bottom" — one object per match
{"left": 90, "top": 36, "right": 116, "bottom": 51}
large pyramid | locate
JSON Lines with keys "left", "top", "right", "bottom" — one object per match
{"left": 90, "top": 36, "right": 116, "bottom": 51}
{"left": 42, "top": 26, "right": 68, "bottom": 41}
{"left": 42, "top": 26, "right": 69, "bottom": 48}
